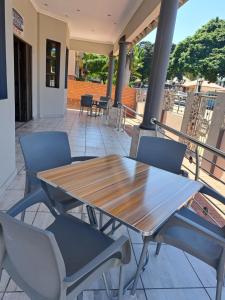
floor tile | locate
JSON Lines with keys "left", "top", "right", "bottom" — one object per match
{"left": 82, "top": 289, "right": 146, "bottom": 300}
{"left": 134, "top": 244, "right": 203, "bottom": 289}
{"left": 206, "top": 287, "right": 225, "bottom": 300}
{"left": 3, "top": 292, "right": 29, "bottom": 300}
{"left": 145, "top": 288, "right": 210, "bottom": 300}
{"left": 0, "top": 190, "right": 24, "bottom": 211}
{"left": 186, "top": 254, "right": 217, "bottom": 287}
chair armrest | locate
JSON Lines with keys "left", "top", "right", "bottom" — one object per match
{"left": 200, "top": 185, "right": 225, "bottom": 205}
{"left": 63, "top": 235, "right": 131, "bottom": 287}
{"left": 174, "top": 212, "right": 225, "bottom": 247}
{"left": 7, "top": 188, "right": 50, "bottom": 217}
{"left": 71, "top": 156, "right": 97, "bottom": 162}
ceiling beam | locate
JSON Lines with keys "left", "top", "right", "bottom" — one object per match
{"left": 70, "top": 38, "right": 113, "bottom": 56}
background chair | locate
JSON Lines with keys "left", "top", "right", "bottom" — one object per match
{"left": 20, "top": 131, "right": 97, "bottom": 224}
{"left": 153, "top": 185, "right": 225, "bottom": 300}
{"left": 80, "top": 95, "right": 94, "bottom": 115}
{"left": 1, "top": 190, "right": 131, "bottom": 300}
{"left": 96, "top": 96, "right": 109, "bottom": 117}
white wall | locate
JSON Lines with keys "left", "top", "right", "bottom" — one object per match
{"left": 38, "top": 13, "right": 68, "bottom": 117}
{"left": 13, "top": 0, "right": 38, "bottom": 118}
{"left": 0, "top": 0, "right": 16, "bottom": 193}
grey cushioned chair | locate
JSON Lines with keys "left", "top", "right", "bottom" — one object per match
{"left": 1, "top": 189, "right": 131, "bottom": 300}
{"left": 136, "top": 136, "right": 187, "bottom": 175}
{"left": 153, "top": 185, "right": 225, "bottom": 300}
{"left": 19, "top": 131, "right": 97, "bottom": 223}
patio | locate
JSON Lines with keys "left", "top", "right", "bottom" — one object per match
{"left": 0, "top": 109, "right": 222, "bottom": 300}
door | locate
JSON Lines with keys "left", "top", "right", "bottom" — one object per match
{"left": 14, "top": 36, "right": 32, "bottom": 122}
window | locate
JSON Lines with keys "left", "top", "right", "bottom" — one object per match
{"left": 65, "top": 48, "right": 69, "bottom": 89}
{"left": 46, "top": 39, "right": 61, "bottom": 88}
{"left": 0, "top": 0, "right": 7, "bottom": 100}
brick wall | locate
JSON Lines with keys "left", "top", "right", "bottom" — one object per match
{"left": 67, "top": 79, "right": 137, "bottom": 110}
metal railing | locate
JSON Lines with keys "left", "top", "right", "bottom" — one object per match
{"left": 116, "top": 105, "right": 225, "bottom": 225}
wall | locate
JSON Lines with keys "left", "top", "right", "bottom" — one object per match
{"left": 13, "top": 0, "right": 38, "bottom": 118}
{"left": 67, "top": 79, "right": 137, "bottom": 110}
{"left": 0, "top": 0, "right": 16, "bottom": 194}
{"left": 38, "top": 13, "right": 68, "bottom": 117}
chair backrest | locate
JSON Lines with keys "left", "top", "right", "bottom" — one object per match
{"left": 20, "top": 131, "right": 72, "bottom": 173}
{"left": 137, "top": 136, "right": 187, "bottom": 174}
{"left": 99, "top": 96, "right": 109, "bottom": 109}
{"left": 20, "top": 131, "right": 72, "bottom": 193}
{"left": 0, "top": 212, "right": 66, "bottom": 299}
{"left": 81, "top": 95, "right": 93, "bottom": 107}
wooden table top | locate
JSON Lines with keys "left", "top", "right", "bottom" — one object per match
{"left": 38, "top": 155, "right": 203, "bottom": 236}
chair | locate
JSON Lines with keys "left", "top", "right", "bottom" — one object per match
{"left": 19, "top": 131, "right": 97, "bottom": 224}
{"left": 153, "top": 185, "right": 225, "bottom": 300}
{"left": 96, "top": 96, "right": 109, "bottom": 117}
{"left": 80, "top": 95, "right": 94, "bottom": 115}
{"left": 1, "top": 189, "right": 131, "bottom": 300}
{"left": 136, "top": 136, "right": 187, "bottom": 175}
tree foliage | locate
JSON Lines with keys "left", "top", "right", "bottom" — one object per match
{"left": 82, "top": 53, "right": 109, "bottom": 83}
{"left": 138, "top": 41, "right": 154, "bottom": 83}
{"left": 168, "top": 18, "right": 225, "bottom": 82}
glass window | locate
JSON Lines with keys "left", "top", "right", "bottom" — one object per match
{"left": 46, "top": 39, "right": 61, "bottom": 88}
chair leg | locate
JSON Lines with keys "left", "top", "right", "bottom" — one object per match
{"left": 118, "top": 266, "right": 124, "bottom": 300}
{"left": 216, "top": 279, "right": 223, "bottom": 300}
{"left": 77, "top": 292, "right": 83, "bottom": 300}
{"left": 21, "top": 210, "right": 26, "bottom": 222}
{"left": 155, "top": 242, "right": 162, "bottom": 256}
{"left": 99, "top": 211, "right": 103, "bottom": 229}
{"left": 102, "top": 273, "right": 112, "bottom": 299}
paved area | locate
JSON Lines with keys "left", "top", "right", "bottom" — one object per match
{"left": 0, "top": 109, "right": 223, "bottom": 300}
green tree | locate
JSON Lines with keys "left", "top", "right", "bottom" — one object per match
{"left": 168, "top": 18, "right": 225, "bottom": 82}
{"left": 138, "top": 41, "right": 154, "bottom": 83}
{"left": 129, "top": 45, "right": 144, "bottom": 84}
{"left": 82, "top": 53, "right": 109, "bottom": 83}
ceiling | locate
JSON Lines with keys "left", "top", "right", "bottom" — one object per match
{"left": 32, "top": 0, "right": 143, "bottom": 44}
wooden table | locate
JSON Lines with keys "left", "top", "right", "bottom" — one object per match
{"left": 38, "top": 155, "right": 203, "bottom": 294}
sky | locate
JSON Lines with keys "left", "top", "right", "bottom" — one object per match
{"left": 142, "top": 0, "right": 225, "bottom": 44}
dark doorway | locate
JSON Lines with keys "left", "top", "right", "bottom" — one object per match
{"left": 14, "top": 35, "right": 32, "bottom": 122}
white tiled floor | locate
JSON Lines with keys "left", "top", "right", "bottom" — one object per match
{"left": 0, "top": 109, "right": 222, "bottom": 300}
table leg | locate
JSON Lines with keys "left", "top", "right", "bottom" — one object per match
{"left": 131, "top": 236, "right": 151, "bottom": 295}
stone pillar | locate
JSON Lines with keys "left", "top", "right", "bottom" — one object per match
{"left": 130, "top": 0, "right": 179, "bottom": 157}
{"left": 140, "top": 0, "right": 179, "bottom": 129}
{"left": 201, "top": 93, "right": 225, "bottom": 175}
{"left": 113, "top": 36, "right": 129, "bottom": 107}
{"left": 106, "top": 52, "right": 115, "bottom": 99}
{"left": 68, "top": 50, "right": 76, "bottom": 78}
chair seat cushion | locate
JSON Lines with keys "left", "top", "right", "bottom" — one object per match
{"left": 47, "top": 214, "right": 114, "bottom": 276}
{"left": 155, "top": 207, "right": 224, "bottom": 268}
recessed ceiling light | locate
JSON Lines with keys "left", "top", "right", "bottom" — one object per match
{"left": 107, "top": 14, "right": 112, "bottom": 17}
